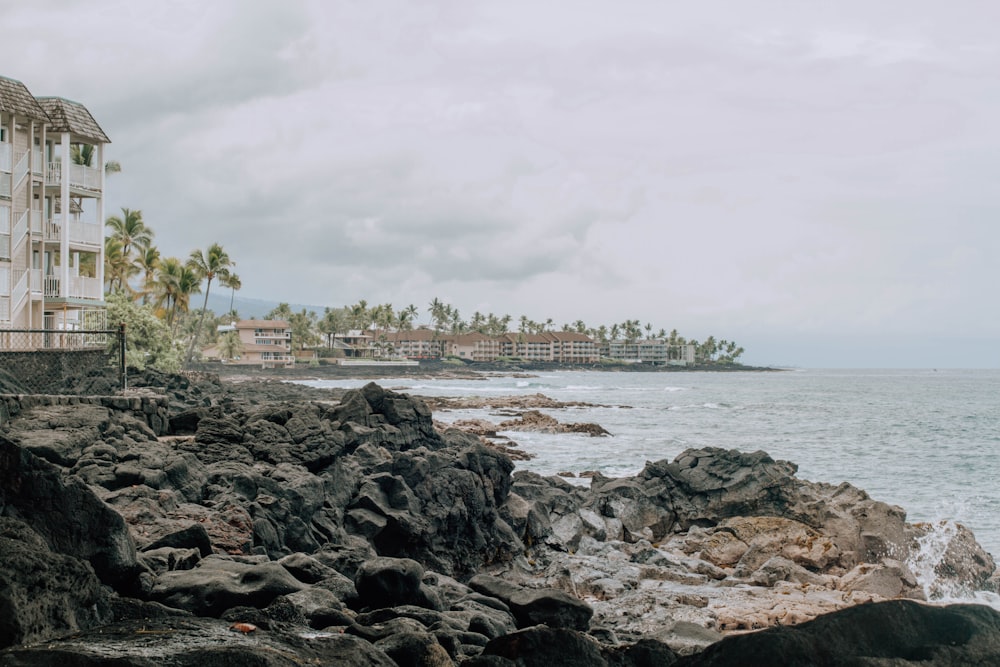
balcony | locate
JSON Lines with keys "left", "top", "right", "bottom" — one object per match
{"left": 45, "top": 217, "right": 103, "bottom": 247}
{"left": 46, "top": 161, "right": 102, "bottom": 192}
{"left": 42, "top": 270, "right": 103, "bottom": 300}
{"left": 0, "top": 143, "right": 10, "bottom": 172}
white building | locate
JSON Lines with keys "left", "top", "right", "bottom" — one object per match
{"left": 1, "top": 75, "right": 109, "bottom": 340}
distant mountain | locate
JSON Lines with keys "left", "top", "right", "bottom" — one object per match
{"left": 204, "top": 293, "right": 328, "bottom": 320}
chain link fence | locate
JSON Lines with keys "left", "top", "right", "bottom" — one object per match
{"left": 0, "top": 326, "right": 126, "bottom": 394}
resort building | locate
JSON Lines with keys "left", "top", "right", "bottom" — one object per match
{"left": 333, "top": 330, "right": 378, "bottom": 359}
{"left": 379, "top": 328, "right": 444, "bottom": 359}
{"left": 224, "top": 319, "right": 294, "bottom": 367}
{"left": 1, "top": 76, "right": 109, "bottom": 341}
{"left": 601, "top": 339, "right": 696, "bottom": 365}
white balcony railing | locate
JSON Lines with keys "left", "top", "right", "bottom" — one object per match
{"left": 11, "top": 269, "right": 28, "bottom": 310}
{"left": 31, "top": 148, "right": 43, "bottom": 176}
{"left": 0, "top": 143, "right": 11, "bottom": 172}
{"left": 0, "top": 233, "right": 8, "bottom": 261}
{"left": 0, "top": 296, "right": 9, "bottom": 321}
{"left": 44, "top": 269, "right": 102, "bottom": 300}
{"left": 45, "top": 217, "right": 102, "bottom": 247}
{"left": 13, "top": 151, "right": 29, "bottom": 187}
{"left": 47, "top": 161, "right": 102, "bottom": 192}
{"left": 44, "top": 275, "right": 60, "bottom": 298}
{"left": 12, "top": 209, "right": 29, "bottom": 248}
{"left": 30, "top": 268, "right": 42, "bottom": 295}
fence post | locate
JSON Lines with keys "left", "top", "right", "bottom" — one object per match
{"left": 119, "top": 323, "right": 127, "bottom": 392}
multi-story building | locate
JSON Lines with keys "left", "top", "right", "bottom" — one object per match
{"left": 226, "top": 319, "right": 293, "bottom": 367}
{"left": 444, "top": 332, "right": 504, "bottom": 361}
{"left": 380, "top": 328, "right": 444, "bottom": 359}
{"left": 601, "top": 339, "right": 696, "bottom": 365}
{"left": 1, "top": 76, "right": 109, "bottom": 339}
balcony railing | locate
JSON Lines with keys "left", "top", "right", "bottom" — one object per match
{"left": 0, "top": 143, "right": 11, "bottom": 172}
{"left": 11, "top": 268, "right": 28, "bottom": 311}
{"left": 0, "top": 296, "right": 8, "bottom": 321}
{"left": 0, "top": 233, "right": 8, "bottom": 261}
{"left": 42, "top": 271, "right": 103, "bottom": 300}
{"left": 46, "top": 161, "right": 102, "bottom": 192}
{"left": 44, "top": 217, "right": 103, "bottom": 247}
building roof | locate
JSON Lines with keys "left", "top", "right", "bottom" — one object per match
{"left": 237, "top": 319, "right": 289, "bottom": 328}
{"left": 35, "top": 96, "right": 110, "bottom": 144}
{"left": 0, "top": 76, "right": 48, "bottom": 121}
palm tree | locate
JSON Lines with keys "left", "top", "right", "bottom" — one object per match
{"left": 349, "top": 300, "right": 369, "bottom": 331}
{"left": 184, "top": 243, "right": 234, "bottom": 364}
{"left": 105, "top": 208, "right": 153, "bottom": 262}
{"left": 319, "top": 307, "right": 349, "bottom": 347}
{"left": 221, "top": 273, "right": 242, "bottom": 322}
{"left": 71, "top": 143, "right": 121, "bottom": 174}
{"left": 428, "top": 298, "right": 448, "bottom": 332}
{"left": 218, "top": 331, "right": 244, "bottom": 362}
{"left": 103, "top": 236, "right": 134, "bottom": 293}
{"left": 135, "top": 245, "right": 160, "bottom": 304}
{"left": 397, "top": 304, "right": 418, "bottom": 331}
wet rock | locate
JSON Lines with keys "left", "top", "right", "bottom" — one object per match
{"left": 497, "top": 410, "right": 611, "bottom": 437}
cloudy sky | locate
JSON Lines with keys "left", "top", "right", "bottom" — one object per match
{"left": 5, "top": 1, "right": 998, "bottom": 367}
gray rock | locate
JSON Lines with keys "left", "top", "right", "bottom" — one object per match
{"left": 468, "top": 575, "right": 593, "bottom": 631}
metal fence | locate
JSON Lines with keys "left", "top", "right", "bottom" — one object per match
{"left": 0, "top": 326, "right": 125, "bottom": 394}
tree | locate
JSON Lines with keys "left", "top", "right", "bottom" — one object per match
{"left": 289, "top": 309, "right": 319, "bottom": 351}
{"left": 105, "top": 208, "right": 153, "bottom": 263}
{"left": 135, "top": 245, "right": 160, "bottom": 304}
{"left": 265, "top": 302, "right": 293, "bottom": 322}
{"left": 105, "top": 291, "right": 182, "bottom": 372}
{"left": 349, "top": 300, "right": 369, "bottom": 331}
{"left": 218, "top": 331, "right": 244, "bottom": 362}
{"left": 221, "top": 272, "right": 242, "bottom": 321}
{"left": 318, "top": 307, "right": 349, "bottom": 347}
{"left": 71, "top": 143, "right": 121, "bottom": 175}
{"left": 397, "top": 304, "right": 418, "bottom": 331}
{"left": 103, "top": 236, "right": 136, "bottom": 293}
{"left": 184, "top": 243, "right": 234, "bottom": 364}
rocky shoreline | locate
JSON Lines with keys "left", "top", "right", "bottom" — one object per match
{"left": 2, "top": 370, "right": 1000, "bottom": 665}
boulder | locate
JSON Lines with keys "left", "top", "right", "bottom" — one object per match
{"left": 469, "top": 575, "right": 593, "bottom": 631}
{"left": 354, "top": 557, "right": 443, "bottom": 611}
{"left": 148, "top": 557, "right": 306, "bottom": 616}
{"left": 674, "top": 599, "right": 1000, "bottom": 666}
{"left": 0, "top": 617, "right": 398, "bottom": 666}
{"left": 0, "top": 435, "right": 141, "bottom": 592}
{"left": 470, "top": 626, "right": 610, "bottom": 666}
{"left": 0, "top": 518, "right": 113, "bottom": 650}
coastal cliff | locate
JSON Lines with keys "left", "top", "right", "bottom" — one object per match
{"left": 1, "top": 372, "right": 999, "bottom": 665}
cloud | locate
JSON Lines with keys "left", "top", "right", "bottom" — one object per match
{"left": 4, "top": 0, "right": 1000, "bottom": 365}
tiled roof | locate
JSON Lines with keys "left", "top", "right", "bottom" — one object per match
{"left": 238, "top": 319, "right": 290, "bottom": 328}
{"left": 0, "top": 76, "right": 48, "bottom": 121}
{"left": 36, "top": 96, "right": 110, "bottom": 143}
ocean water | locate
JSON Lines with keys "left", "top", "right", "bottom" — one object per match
{"left": 298, "top": 368, "right": 1000, "bottom": 560}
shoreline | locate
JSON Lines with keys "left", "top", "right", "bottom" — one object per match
{"left": 190, "top": 359, "right": 782, "bottom": 383}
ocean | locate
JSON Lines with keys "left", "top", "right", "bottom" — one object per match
{"left": 298, "top": 368, "right": 1000, "bottom": 560}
